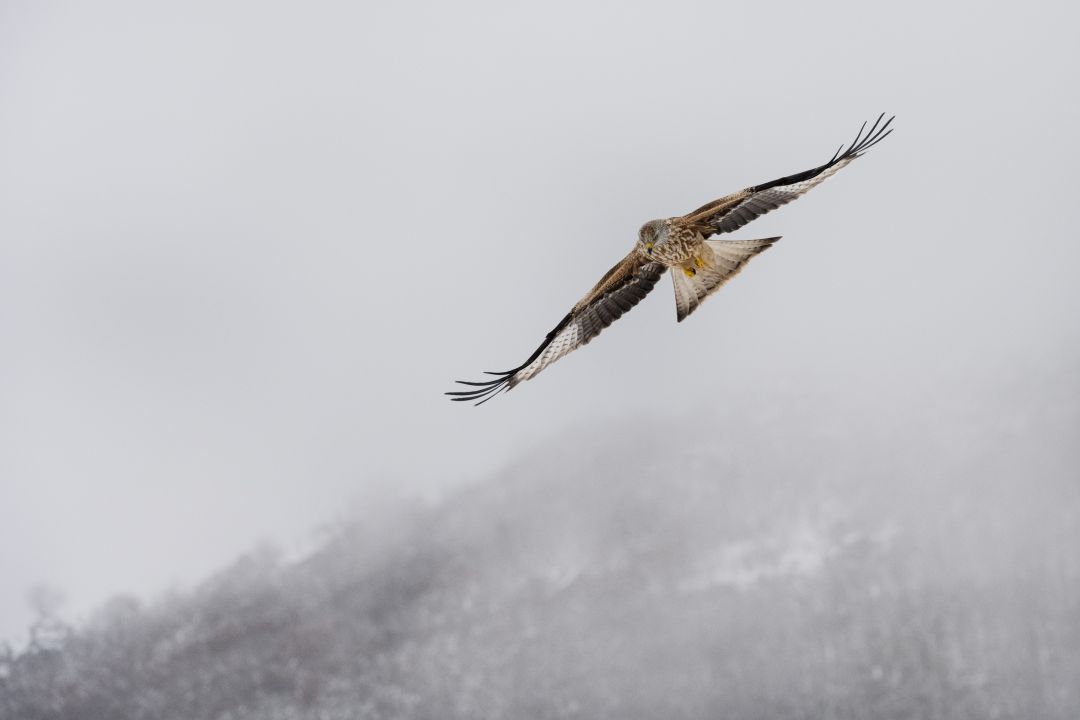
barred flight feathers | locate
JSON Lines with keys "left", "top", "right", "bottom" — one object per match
{"left": 448, "top": 115, "right": 893, "bottom": 404}
{"left": 684, "top": 114, "right": 894, "bottom": 236}
{"left": 671, "top": 237, "right": 780, "bottom": 322}
{"left": 447, "top": 253, "right": 666, "bottom": 405}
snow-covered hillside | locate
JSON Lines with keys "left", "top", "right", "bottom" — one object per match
{"left": 2, "top": 379, "right": 1077, "bottom": 720}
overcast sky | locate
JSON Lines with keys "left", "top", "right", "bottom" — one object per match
{"left": 1, "top": 0, "right": 1077, "bottom": 644}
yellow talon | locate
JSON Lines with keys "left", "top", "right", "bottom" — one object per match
{"left": 683, "top": 267, "right": 696, "bottom": 278}
{"left": 694, "top": 256, "right": 706, "bottom": 269}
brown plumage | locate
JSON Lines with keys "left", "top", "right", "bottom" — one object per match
{"left": 448, "top": 115, "right": 894, "bottom": 404}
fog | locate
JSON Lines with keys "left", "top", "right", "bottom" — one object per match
{"left": 1, "top": 0, "right": 1078, "bottom": 708}
{"left": 2, "top": 384, "right": 1077, "bottom": 717}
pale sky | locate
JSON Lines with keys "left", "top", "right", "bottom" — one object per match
{"left": 2, "top": 0, "right": 1078, "bottom": 644}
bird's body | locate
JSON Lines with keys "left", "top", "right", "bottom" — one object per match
{"left": 449, "top": 115, "right": 894, "bottom": 405}
{"left": 640, "top": 219, "right": 703, "bottom": 267}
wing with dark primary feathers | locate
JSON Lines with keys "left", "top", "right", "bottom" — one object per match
{"left": 447, "top": 252, "right": 666, "bottom": 405}
{"left": 683, "top": 114, "right": 894, "bottom": 236}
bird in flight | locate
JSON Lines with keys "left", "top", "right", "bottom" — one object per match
{"left": 448, "top": 114, "right": 894, "bottom": 405}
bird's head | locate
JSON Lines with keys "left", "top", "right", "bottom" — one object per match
{"left": 637, "top": 219, "right": 666, "bottom": 256}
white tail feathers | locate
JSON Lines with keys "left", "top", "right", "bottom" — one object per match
{"left": 671, "top": 237, "right": 779, "bottom": 322}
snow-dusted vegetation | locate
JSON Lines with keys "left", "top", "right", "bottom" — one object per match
{"left": 2, "top": 378, "right": 1077, "bottom": 720}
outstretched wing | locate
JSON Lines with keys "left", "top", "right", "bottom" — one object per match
{"left": 683, "top": 114, "right": 894, "bottom": 236}
{"left": 448, "top": 252, "right": 666, "bottom": 405}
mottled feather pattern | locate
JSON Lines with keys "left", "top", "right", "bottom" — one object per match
{"left": 649, "top": 223, "right": 702, "bottom": 265}
{"left": 449, "top": 115, "right": 893, "bottom": 404}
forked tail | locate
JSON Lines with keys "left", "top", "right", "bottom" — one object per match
{"left": 671, "top": 237, "right": 780, "bottom": 322}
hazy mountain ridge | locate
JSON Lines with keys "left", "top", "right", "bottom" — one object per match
{"left": 2, "top": 380, "right": 1077, "bottom": 720}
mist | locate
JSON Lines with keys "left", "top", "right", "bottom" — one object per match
{"left": 1, "top": 0, "right": 1078, "bottom": 716}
